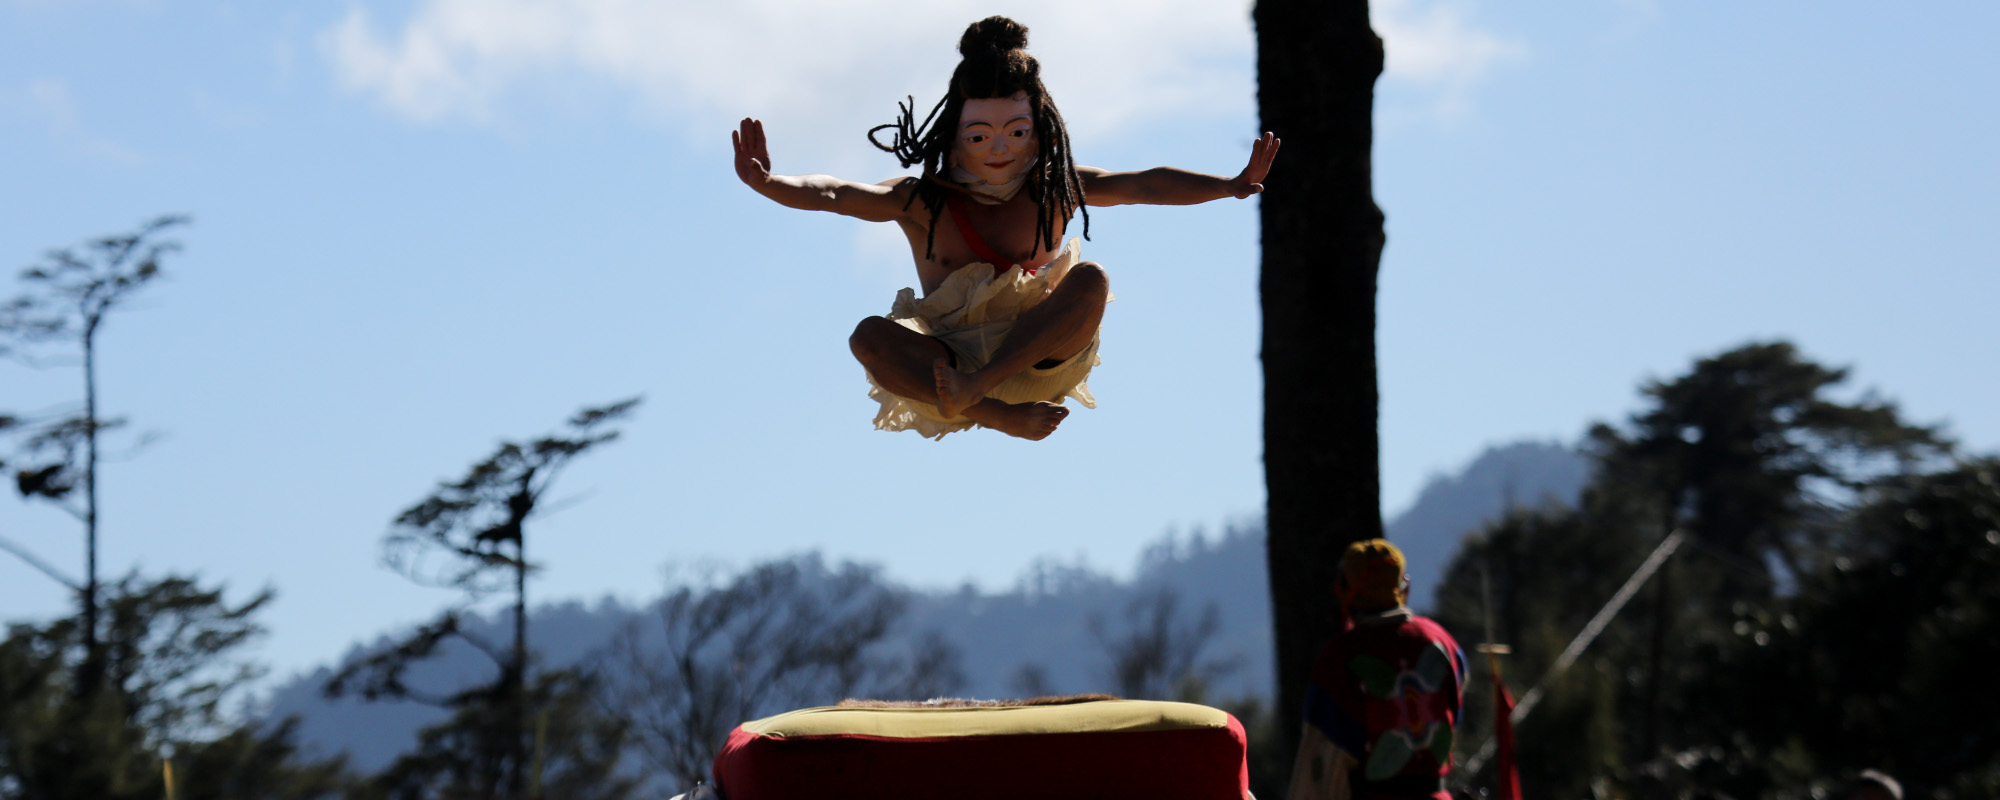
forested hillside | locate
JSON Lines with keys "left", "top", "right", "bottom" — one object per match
{"left": 263, "top": 440, "right": 1587, "bottom": 774}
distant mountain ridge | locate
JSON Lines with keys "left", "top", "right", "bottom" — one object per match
{"left": 1392, "top": 440, "right": 1593, "bottom": 610}
{"left": 263, "top": 439, "right": 1588, "bottom": 773}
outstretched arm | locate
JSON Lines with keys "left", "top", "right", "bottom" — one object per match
{"left": 733, "top": 118, "right": 911, "bottom": 223}
{"left": 1079, "top": 132, "right": 1281, "bottom": 207}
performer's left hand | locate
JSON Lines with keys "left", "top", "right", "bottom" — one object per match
{"left": 1229, "top": 132, "right": 1281, "bottom": 198}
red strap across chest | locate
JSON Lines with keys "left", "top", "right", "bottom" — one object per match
{"left": 946, "top": 194, "right": 1037, "bottom": 276}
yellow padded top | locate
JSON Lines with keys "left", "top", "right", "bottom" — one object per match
{"left": 739, "top": 700, "right": 1233, "bottom": 739}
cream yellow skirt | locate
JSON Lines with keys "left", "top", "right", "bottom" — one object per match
{"left": 865, "top": 238, "right": 1108, "bottom": 439}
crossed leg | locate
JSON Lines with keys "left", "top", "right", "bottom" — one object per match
{"left": 933, "top": 262, "right": 1110, "bottom": 418}
{"left": 849, "top": 262, "right": 1109, "bottom": 441}
{"left": 851, "top": 318, "right": 1070, "bottom": 440}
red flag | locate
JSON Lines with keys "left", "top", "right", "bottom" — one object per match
{"left": 1493, "top": 670, "right": 1522, "bottom": 800}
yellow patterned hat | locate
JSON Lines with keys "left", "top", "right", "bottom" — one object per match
{"left": 1338, "top": 539, "right": 1407, "bottom": 610}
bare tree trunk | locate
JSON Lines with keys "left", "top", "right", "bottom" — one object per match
{"left": 80, "top": 321, "right": 102, "bottom": 697}
{"left": 514, "top": 535, "right": 529, "bottom": 799}
{"left": 1641, "top": 550, "right": 1673, "bottom": 768}
{"left": 1641, "top": 497, "right": 1681, "bottom": 773}
{"left": 1255, "top": 0, "right": 1386, "bottom": 767}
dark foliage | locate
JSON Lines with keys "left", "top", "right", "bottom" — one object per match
{"left": 351, "top": 671, "right": 636, "bottom": 800}
{"left": 0, "top": 574, "right": 349, "bottom": 800}
{"left": 1752, "top": 461, "right": 2000, "bottom": 800}
{"left": 1589, "top": 341, "right": 1950, "bottom": 604}
{"left": 327, "top": 398, "right": 640, "bottom": 799}
{"left": 1088, "top": 586, "right": 1239, "bottom": 701}
{"left": 1432, "top": 341, "right": 1987, "bottom": 800}
{"left": 167, "top": 718, "right": 350, "bottom": 800}
{"left": 0, "top": 215, "right": 187, "bottom": 694}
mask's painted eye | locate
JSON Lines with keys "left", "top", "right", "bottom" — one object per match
{"left": 1009, "top": 129, "right": 1030, "bottom": 139}
{"left": 966, "top": 134, "right": 987, "bottom": 145}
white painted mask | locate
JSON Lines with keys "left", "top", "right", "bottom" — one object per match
{"left": 949, "top": 92, "right": 1039, "bottom": 204}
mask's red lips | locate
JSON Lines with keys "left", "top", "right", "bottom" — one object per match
{"left": 985, "top": 159, "right": 1014, "bottom": 169}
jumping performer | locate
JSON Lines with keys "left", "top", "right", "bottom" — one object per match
{"left": 732, "top": 16, "right": 1278, "bottom": 440}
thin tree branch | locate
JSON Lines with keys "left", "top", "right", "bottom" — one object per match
{"left": 0, "top": 532, "right": 82, "bottom": 590}
{"left": 456, "top": 625, "right": 512, "bottom": 671}
{"left": 3, "top": 351, "right": 82, "bottom": 369}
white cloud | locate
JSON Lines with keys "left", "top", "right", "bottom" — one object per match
{"left": 1603, "top": 0, "right": 1661, "bottom": 43}
{"left": 1372, "top": 0, "right": 1525, "bottom": 121}
{"left": 318, "top": 0, "right": 1519, "bottom": 161}
{"left": 1613, "top": 0, "right": 1661, "bottom": 21}
{"left": 28, "top": 78, "right": 79, "bottom": 131}
{"left": 318, "top": 0, "right": 1261, "bottom": 172}
{"left": 189, "top": 88, "right": 270, "bottom": 131}
{"left": 20, "top": 78, "right": 143, "bottom": 164}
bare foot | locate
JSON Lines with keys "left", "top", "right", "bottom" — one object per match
{"left": 934, "top": 358, "right": 989, "bottom": 419}
{"left": 977, "top": 401, "right": 1069, "bottom": 441}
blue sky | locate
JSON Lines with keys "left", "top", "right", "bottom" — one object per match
{"left": 4, "top": 0, "right": 1995, "bottom": 685}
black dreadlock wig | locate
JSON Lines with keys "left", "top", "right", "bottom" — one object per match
{"left": 869, "top": 16, "right": 1090, "bottom": 261}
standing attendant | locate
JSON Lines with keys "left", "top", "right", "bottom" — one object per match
{"left": 1289, "top": 540, "right": 1468, "bottom": 800}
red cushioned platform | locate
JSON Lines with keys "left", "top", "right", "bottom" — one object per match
{"left": 713, "top": 700, "right": 1250, "bottom": 800}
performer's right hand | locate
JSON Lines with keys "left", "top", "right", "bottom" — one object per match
{"left": 733, "top": 118, "right": 773, "bottom": 187}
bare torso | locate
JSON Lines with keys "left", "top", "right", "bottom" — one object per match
{"left": 887, "top": 180, "right": 1070, "bottom": 296}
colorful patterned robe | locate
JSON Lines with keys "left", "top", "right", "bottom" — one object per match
{"left": 1300, "top": 610, "right": 1467, "bottom": 800}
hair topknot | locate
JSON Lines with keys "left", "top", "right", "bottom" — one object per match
{"left": 960, "top": 16, "right": 1029, "bottom": 56}
{"left": 869, "top": 15, "right": 1089, "bottom": 260}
